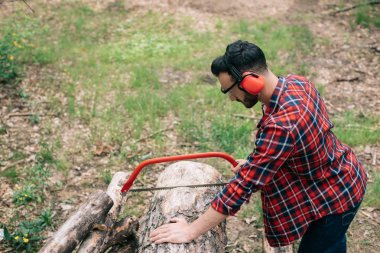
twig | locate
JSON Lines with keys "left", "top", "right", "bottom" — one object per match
{"left": 134, "top": 127, "right": 174, "bottom": 144}
{"left": 360, "top": 210, "right": 380, "bottom": 225}
{"left": 339, "top": 125, "right": 380, "bottom": 131}
{"left": 5, "top": 112, "right": 34, "bottom": 118}
{"left": 336, "top": 77, "right": 360, "bottom": 82}
{"left": 0, "top": 158, "right": 27, "bottom": 172}
{"left": 331, "top": 1, "right": 380, "bottom": 15}
{"left": 233, "top": 114, "right": 259, "bottom": 120}
{"left": 4, "top": 112, "right": 56, "bottom": 119}
{"left": 370, "top": 46, "right": 380, "bottom": 53}
{"left": 22, "top": 0, "right": 35, "bottom": 13}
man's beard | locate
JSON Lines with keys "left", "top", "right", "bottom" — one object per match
{"left": 238, "top": 93, "right": 259, "bottom": 108}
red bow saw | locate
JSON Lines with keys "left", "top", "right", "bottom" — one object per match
{"left": 120, "top": 152, "right": 238, "bottom": 193}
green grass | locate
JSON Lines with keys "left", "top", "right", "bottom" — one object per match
{"left": 1, "top": 168, "right": 19, "bottom": 184}
{"left": 332, "top": 111, "right": 380, "bottom": 147}
{"left": 237, "top": 194, "right": 263, "bottom": 227}
{"left": 101, "top": 169, "right": 112, "bottom": 184}
{"left": 355, "top": 1, "right": 380, "bottom": 28}
{"left": 363, "top": 172, "right": 380, "bottom": 208}
{"left": 0, "top": 3, "right": 317, "bottom": 153}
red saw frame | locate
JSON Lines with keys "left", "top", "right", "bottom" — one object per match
{"left": 121, "top": 152, "right": 238, "bottom": 193}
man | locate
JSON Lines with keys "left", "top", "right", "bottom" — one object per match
{"left": 150, "top": 40, "right": 367, "bottom": 252}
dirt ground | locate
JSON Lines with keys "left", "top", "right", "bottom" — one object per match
{"left": 1, "top": 0, "right": 379, "bottom": 252}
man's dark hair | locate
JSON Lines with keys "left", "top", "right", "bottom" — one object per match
{"left": 211, "top": 40, "right": 267, "bottom": 77}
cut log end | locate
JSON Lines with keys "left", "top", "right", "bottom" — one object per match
{"left": 138, "top": 161, "right": 227, "bottom": 253}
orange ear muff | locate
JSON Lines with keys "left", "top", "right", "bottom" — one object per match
{"left": 240, "top": 72, "right": 265, "bottom": 95}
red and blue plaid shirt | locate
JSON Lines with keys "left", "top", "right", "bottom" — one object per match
{"left": 211, "top": 74, "right": 367, "bottom": 247}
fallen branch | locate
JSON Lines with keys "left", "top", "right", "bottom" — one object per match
{"left": 78, "top": 172, "right": 132, "bottom": 253}
{"left": 98, "top": 217, "right": 138, "bottom": 251}
{"left": 0, "top": 158, "right": 27, "bottom": 172}
{"left": 134, "top": 127, "right": 174, "bottom": 144}
{"left": 22, "top": 0, "right": 35, "bottom": 13}
{"left": 5, "top": 112, "right": 35, "bottom": 118}
{"left": 336, "top": 77, "right": 360, "bottom": 82}
{"left": 360, "top": 210, "right": 380, "bottom": 225}
{"left": 78, "top": 217, "right": 138, "bottom": 253}
{"left": 370, "top": 46, "right": 380, "bottom": 53}
{"left": 38, "top": 190, "right": 113, "bottom": 253}
{"left": 4, "top": 112, "right": 57, "bottom": 119}
{"left": 233, "top": 114, "right": 260, "bottom": 120}
{"left": 331, "top": 0, "right": 380, "bottom": 15}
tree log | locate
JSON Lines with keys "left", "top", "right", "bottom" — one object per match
{"left": 97, "top": 216, "right": 139, "bottom": 252}
{"left": 38, "top": 190, "right": 113, "bottom": 253}
{"left": 138, "top": 161, "right": 227, "bottom": 253}
{"left": 78, "top": 172, "right": 138, "bottom": 253}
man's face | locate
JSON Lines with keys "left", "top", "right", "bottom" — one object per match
{"left": 218, "top": 72, "right": 259, "bottom": 108}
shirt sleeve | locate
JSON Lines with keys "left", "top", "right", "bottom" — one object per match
{"left": 211, "top": 123, "right": 294, "bottom": 216}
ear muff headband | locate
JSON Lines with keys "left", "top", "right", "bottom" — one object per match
{"left": 223, "top": 54, "right": 242, "bottom": 82}
{"left": 223, "top": 54, "right": 265, "bottom": 95}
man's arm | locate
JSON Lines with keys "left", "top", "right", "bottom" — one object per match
{"left": 150, "top": 206, "right": 228, "bottom": 244}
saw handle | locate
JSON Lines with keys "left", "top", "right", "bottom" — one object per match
{"left": 121, "top": 152, "right": 238, "bottom": 193}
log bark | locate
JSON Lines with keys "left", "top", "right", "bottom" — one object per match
{"left": 78, "top": 172, "right": 137, "bottom": 253}
{"left": 262, "top": 237, "right": 293, "bottom": 253}
{"left": 97, "top": 216, "right": 139, "bottom": 252}
{"left": 38, "top": 190, "right": 113, "bottom": 253}
{"left": 138, "top": 161, "right": 227, "bottom": 253}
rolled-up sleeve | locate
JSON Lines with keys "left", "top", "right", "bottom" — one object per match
{"left": 211, "top": 123, "right": 294, "bottom": 215}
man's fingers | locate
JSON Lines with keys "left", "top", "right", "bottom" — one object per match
{"left": 154, "top": 235, "right": 173, "bottom": 244}
{"left": 150, "top": 232, "right": 170, "bottom": 242}
{"left": 170, "top": 217, "right": 185, "bottom": 223}
{"left": 150, "top": 226, "right": 169, "bottom": 237}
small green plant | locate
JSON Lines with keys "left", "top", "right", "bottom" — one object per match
{"left": 39, "top": 209, "right": 54, "bottom": 229}
{"left": 0, "top": 124, "right": 7, "bottom": 135}
{"left": 28, "top": 114, "right": 40, "bottom": 125}
{"left": 355, "top": 2, "right": 380, "bottom": 28}
{"left": 3, "top": 209, "right": 54, "bottom": 252}
{"left": 0, "top": 31, "right": 30, "bottom": 84}
{"left": 17, "top": 88, "right": 28, "bottom": 99}
{"left": 0, "top": 33, "right": 18, "bottom": 83}
{"left": 36, "top": 141, "right": 56, "bottom": 165}
{"left": 12, "top": 185, "right": 38, "bottom": 206}
{"left": 101, "top": 169, "right": 112, "bottom": 184}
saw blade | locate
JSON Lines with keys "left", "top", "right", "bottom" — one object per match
{"left": 129, "top": 183, "right": 227, "bottom": 192}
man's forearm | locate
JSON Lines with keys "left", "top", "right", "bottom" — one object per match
{"left": 190, "top": 206, "right": 228, "bottom": 238}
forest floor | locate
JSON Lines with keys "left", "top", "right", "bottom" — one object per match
{"left": 1, "top": 0, "right": 379, "bottom": 252}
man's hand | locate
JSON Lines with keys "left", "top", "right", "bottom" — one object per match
{"left": 232, "top": 159, "right": 246, "bottom": 174}
{"left": 150, "top": 217, "right": 195, "bottom": 244}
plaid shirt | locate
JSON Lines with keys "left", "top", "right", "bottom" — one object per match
{"left": 211, "top": 74, "right": 367, "bottom": 247}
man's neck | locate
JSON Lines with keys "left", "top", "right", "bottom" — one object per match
{"left": 259, "top": 70, "right": 278, "bottom": 107}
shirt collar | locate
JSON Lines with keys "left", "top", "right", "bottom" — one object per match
{"left": 265, "top": 76, "right": 286, "bottom": 115}
{"left": 257, "top": 76, "right": 286, "bottom": 129}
